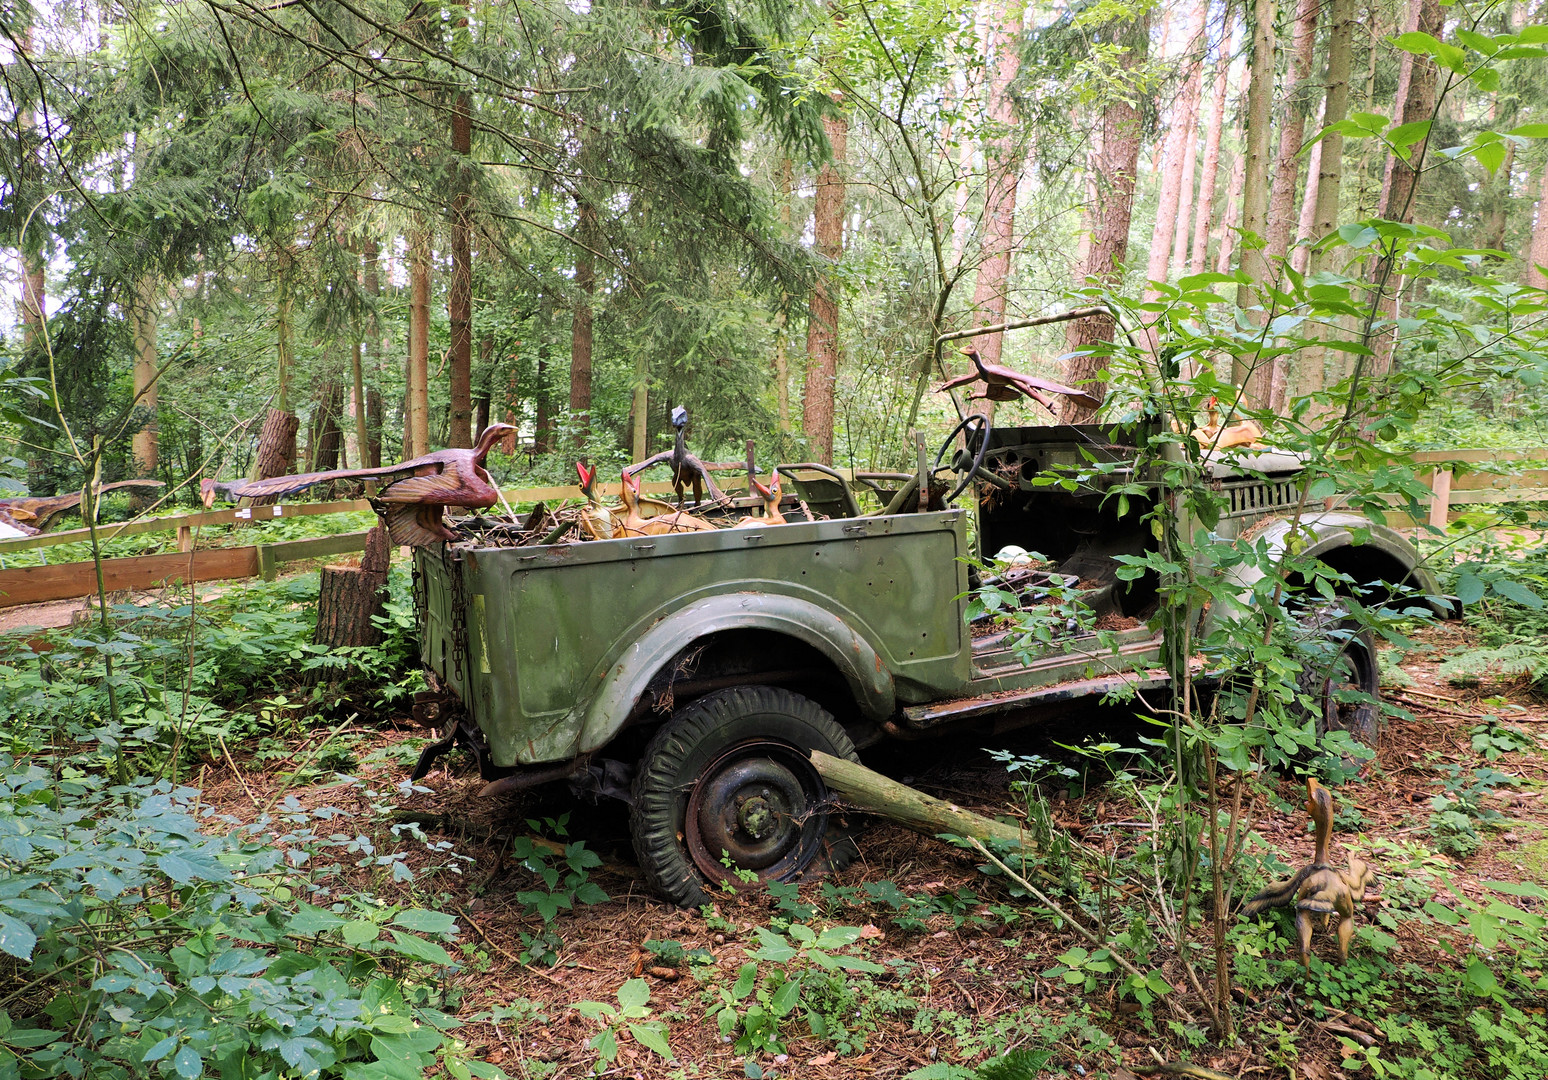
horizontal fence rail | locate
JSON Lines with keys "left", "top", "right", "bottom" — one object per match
{"left": 0, "top": 457, "right": 1539, "bottom": 611}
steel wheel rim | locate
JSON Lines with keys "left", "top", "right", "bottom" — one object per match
{"left": 684, "top": 738, "right": 827, "bottom": 887}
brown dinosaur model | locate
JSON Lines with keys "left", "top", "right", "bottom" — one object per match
{"left": 1241, "top": 777, "right": 1376, "bottom": 968}
{"left": 936, "top": 349, "right": 1101, "bottom": 414}
{"left": 0, "top": 479, "right": 165, "bottom": 532}
{"left": 202, "top": 424, "right": 516, "bottom": 546}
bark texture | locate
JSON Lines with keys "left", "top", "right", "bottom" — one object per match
{"left": 1264, "top": 0, "right": 1321, "bottom": 264}
{"left": 1233, "top": 0, "right": 1278, "bottom": 407}
{"left": 570, "top": 201, "right": 598, "bottom": 447}
{"left": 448, "top": 92, "right": 474, "bottom": 449}
{"left": 313, "top": 526, "right": 391, "bottom": 661}
{"left": 130, "top": 274, "right": 159, "bottom": 476}
{"left": 804, "top": 113, "right": 848, "bottom": 463}
{"left": 1190, "top": 30, "right": 1233, "bottom": 274}
{"left": 968, "top": 0, "right": 1027, "bottom": 379}
{"left": 253, "top": 408, "right": 300, "bottom": 484}
{"left": 1061, "top": 13, "right": 1149, "bottom": 423}
{"left": 408, "top": 226, "right": 432, "bottom": 458}
{"left": 1527, "top": 155, "right": 1548, "bottom": 289}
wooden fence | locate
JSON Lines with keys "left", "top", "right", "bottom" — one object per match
{"left": 0, "top": 478, "right": 683, "bottom": 610}
{"left": 0, "top": 456, "right": 1539, "bottom": 611}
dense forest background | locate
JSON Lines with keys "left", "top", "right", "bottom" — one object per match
{"left": 3, "top": 0, "right": 1548, "bottom": 497}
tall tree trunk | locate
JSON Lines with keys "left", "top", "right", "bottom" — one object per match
{"left": 361, "top": 235, "right": 384, "bottom": 470}
{"left": 1169, "top": 21, "right": 1206, "bottom": 277}
{"left": 804, "top": 113, "right": 848, "bottom": 463}
{"left": 254, "top": 247, "right": 299, "bottom": 483}
{"left": 448, "top": 92, "right": 474, "bottom": 450}
{"left": 1233, "top": 0, "right": 1279, "bottom": 407}
{"left": 16, "top": 24, "right": 44, "bottom": 348}
{"left": 408, "top": 225, "right": 432, "bottom": 457}
{"left": 1215, "top": 60, "right": 1253, "bottom": 274}
{"left": 1292, "top": 138, "right": 1322, "bottom": 275}
{"left": 774, "top": 158, "right": 794, "bottom": 433}
{"left": 130, "top": 274, "right": 159, "bottom": 476}
{"left": 1526, "top": 155, "right": 1548, "bottom": 289}
{"left": 1293, "top": 0, "right": 1355, "bottom": 400}
{"left": 475, "top": 333, "right": 493, "bottom": 441}
{"left": 969, "top": 0, "right": 1027, "bottom": 386}
{"left": 1062, "top": 12, "right": 1150, "bottom": 423}
{"left": 570, "top": 201, "right": 597, "bottom": 447}
{"left": 1264, "top": 0, "right": 1321, "bottom": 263}
{"left": 1369, "top": 0, "right": 1443, "bottom": 381}
{"left": 1147, "top": 0, "right": 1207, "bottom": 298}
{"left": 311, "top": 380, "right": 345, "bottom": 472}
{"left": 1482, "top": 139, "right": 1515, "bottom": 255}
{"left": 1191, "top": 22, "right": 1234, "bottom": 274}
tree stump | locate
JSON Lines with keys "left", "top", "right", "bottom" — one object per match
{"left": 313, "top": 526, "right": 391, "bottom": 661}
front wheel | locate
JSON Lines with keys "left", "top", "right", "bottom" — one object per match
{"left": 630, "top": 686, "right": 859, "bottom": 907}
{"left": 1293, "top": 605, "right": 1381, "bottom": 748}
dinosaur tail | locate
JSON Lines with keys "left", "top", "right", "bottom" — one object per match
{"left": 1240, "top": 865, "right": 1317, "bottom": 917}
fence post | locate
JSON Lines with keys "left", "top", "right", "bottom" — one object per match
{"left": 1427, "top": 468, "right": 1453, "bottom": 530}
{"left": 257, "top": 545, "right": 277, "bottom": 582}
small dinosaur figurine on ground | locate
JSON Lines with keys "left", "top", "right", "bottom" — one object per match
{"left": 1241, "top": 777, "right": 1376, "bottom": 968}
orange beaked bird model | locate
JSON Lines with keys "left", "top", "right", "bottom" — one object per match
{"left": 618, "top": 470, "right": 717, "bottom": 536}
{"left": 733, "top": 474, "right": 785, "bottom": 527}
{"left": 201, "top": 423, "right": 517, "bottom": 546}
{"left": 936, "top": 349, "right": 1101, "bottom": 414}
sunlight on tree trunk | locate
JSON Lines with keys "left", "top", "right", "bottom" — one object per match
{"left": 1215, "top": 61, "right": 1252, "bottom": 275}
{"left": 1233, "top": 0, "right": 1277, "bottom": 408}
{"left": 1191, "top": 18, "right": 1234, "bottom": 275}
{"left": 1147, "top": 0, "right": 1206, "bottom": 304}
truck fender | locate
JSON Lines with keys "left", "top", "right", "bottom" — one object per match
{"left": 1205, "top": 511, "right": 1444, "bottom": 633}
{"left": 578, "top": 592, "right": 896, "bottom": 755}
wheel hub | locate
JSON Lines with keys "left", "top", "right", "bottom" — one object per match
{"left": 684, "top": 740, "right": 826, "bottom": 886}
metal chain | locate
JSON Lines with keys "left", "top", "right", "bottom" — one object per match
{"left": 442, "top": 545, "right": 469, "bottom": 685}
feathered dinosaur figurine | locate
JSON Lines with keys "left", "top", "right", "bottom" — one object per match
{"left": 936, "top": 349, "right": 1101, "bottom": 414}
{"left": 733, "top": 473, "right": 785, "bottom": 527}
{"left": 625, "top": 406, "right": 727, "bottom": 507}
{"left": 1241, "top": 778, "right": 1376, "bottom": 968}
{"left": 202, "top": 423, "right": 516, "bottom": 547}
{"left": 0, "top": 479, "right": 165, "bottom": 532}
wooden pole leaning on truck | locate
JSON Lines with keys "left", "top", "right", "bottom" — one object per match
{"left": 808, "top": 749, "right": 1031, "bottom": 853}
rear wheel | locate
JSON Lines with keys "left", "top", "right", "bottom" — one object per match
{"left": 630, "top": 686, "right": 859, "bottom": 907}
{"left": 1294, "top": 605, "right": 1381, "bottom": 748}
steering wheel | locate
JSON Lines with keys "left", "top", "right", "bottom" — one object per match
{"left": 932, "top": 413, "right": 992, "bottom": 502}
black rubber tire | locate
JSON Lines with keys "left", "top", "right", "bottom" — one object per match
{"left": 630, "top": 686, "right": 860, "bottom": 908}
{"left": 1293, "top": 605, "right": 1381, "bottom": 748}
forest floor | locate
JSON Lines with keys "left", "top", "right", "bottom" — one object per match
{"left": 179, "top": 620, "right": 1548, "bottom": 1079}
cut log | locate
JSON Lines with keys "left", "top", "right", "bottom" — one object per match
{"left": 809, "top": 749, "right": 1031, "bottom": 852}
{"left": 313, "top": 526, "right": 391, "bottom": 659}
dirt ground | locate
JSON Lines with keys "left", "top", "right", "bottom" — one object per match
{"left": 174, "top": 622, "right": 1548, "bottom": 1079}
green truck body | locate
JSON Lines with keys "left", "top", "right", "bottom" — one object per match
{"left": 413, "top": 422, "right": 1437, "bottom": 903}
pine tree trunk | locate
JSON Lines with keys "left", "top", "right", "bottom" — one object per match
{"left": 1147, "top": 0, "right": 1207, "bottom": 298}
{"left": 1191, "top": 26, "right": 1234, "bottom": 274}
{"left": 1369, "top": 0, "right": 1443, "bottom": 381}
{"left": 1264, "top": 0, "right": 1320, "bottom": 263}
{"left": 361, "top": 236, "right": 384, "bottom": 475}
{"left": 774, "top": 160, "right": 794, "bottom": 434}
{"left": 1527, "top": 155, "right": 1548, "bottom": 289}
{"left": 968, "top": 0, "right": 1027, "bottom": 384}
{"left": 312, "top": 381, "right": 345, "bottom": 472}
{"left": 1482, "top": 139, "right": 1515, "bottom": 255}
{"left": 1169, "top": 17, "right": 1206, "bottom": 277}
{"left": 1292, "top": 139, "right": 1322, "bottom": 275}
{"left": 1062, "top": 12, "right": 1149, "bottom": 423}
{"left": 570, "top": 202, "right": 597, "bottom": 447}
{"left": 17, "top": 24, "right": 45, "bottom": 349}
{"left": 804, "top": 113, "right": 848, "bottom": 464}
{"left": 313, "top": 526, "right": 392, "bottom": 668}
{"left": 408, "top": 226, "right": 432, "bottom": 458}
{"left": 1215, "top": 61, "right": 1253, "bottom": 274}
{"left": 253, "top": 408, "right": 300, "bottom": 484}
{"left": 1233, "top": 0, "right": 1278, "bottom": 407}
{"left": 631, "top": 350, "right": 648, "bottom": 461}
{"left": 448, "top": 93, "right": 474, "bottom": 450}
{"left": 130, "top": 273, "right": 159, "bottom": 476}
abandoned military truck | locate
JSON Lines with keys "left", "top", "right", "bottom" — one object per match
{"left": 412, "top": 418, "right": 1438, "bottom": 905}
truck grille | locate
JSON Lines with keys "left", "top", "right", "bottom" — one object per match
{"left": 1222, "top": 479, "right": 1301, "bottom": 518}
